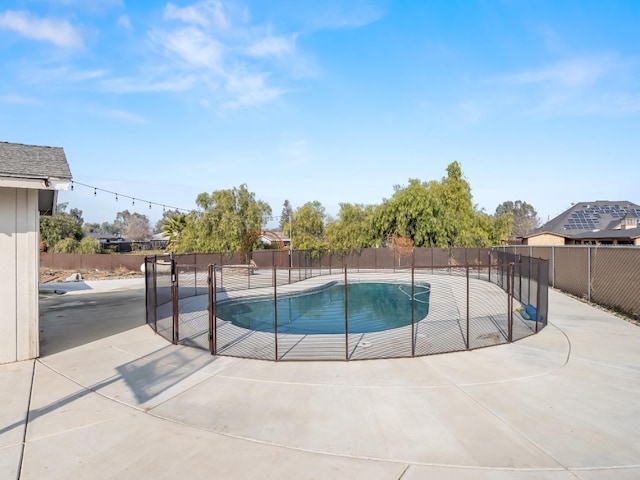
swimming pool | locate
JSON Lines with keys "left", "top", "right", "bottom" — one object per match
{"left": 217, "top": 282, "right": 431, "bottom": 335}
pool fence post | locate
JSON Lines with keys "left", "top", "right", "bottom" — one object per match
{"left": 587, "top": 246, "right": 592, "bottom": 303}
{"left": 411, "top": 265, "right": 415, "bottom": 357}
{"left": 344, "top": 266, "right": 349, "bottom": 361}
{"left": 213, "top": 265, "right": 218, "bottom": 354}
{"left": 273, "top": 265, "right": 278, "bottom": 361}
{"left": 517, "top": 254, "right": 522, "bottom": 303}
{"left": 508, "top": 262, "right": 514, "bottom": 343}
{"left": 171, "top": 254, "right": 179, "bottom": 344}
{"left": 152, "top": 257, "right": 158, "bottom": 333}
{"left": 431, "top": 248, "right": 434, "bottom": 274}
{"left": 466, "top": 264, "right": 470, "bottom": 349}
{"left": 208, "top": 264, "right": 215, "bottom": 354}
{"left": 536, "top": 259, "right": 541, "bottom": 333}
{"left": 528, "top": 255, "right": 532, "bottom": 305}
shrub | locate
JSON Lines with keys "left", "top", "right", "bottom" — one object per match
{"left": 78, "top": 236, "right": 102, "bottom": 254}
{"left": 53, "top": 238, "right": 80, "bottom": 253}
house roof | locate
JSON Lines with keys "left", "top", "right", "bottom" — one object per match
{"left": 86, "top": 232, "right": 124, "bottom": 241}
{"left": 529, "top": 201, "right": 640, "bottom": 240}
{"left": 526, "top": 230, "right": 569, "bottom": 239}
{"left": 0, "top": 141, "right": 72, "bottom": 181}
{"left": 570, "top": 227, "right": 640, "bottom": 240}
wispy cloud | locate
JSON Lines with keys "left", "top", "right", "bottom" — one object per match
{"left": 295, "top": 1, "right": 385, "bottom": 30}
{"left": 223, "top": 71, "right": 285, "bottom": 110}
{"left": 139, "top": 1, "right": 303, "bottom": 108}
{"left": 505, "top": 56, "right": 614, "bottom": 88}
{"left": 47, "top": 0, "right": 123, "bottom": 8}
{"left": 103, "top": 109, "right": 147, "bottom": 124}
{"left": 117, "top": 15, "right": 132, "bottom": 31}
{"left": 493, "top": 53, "right": 640, "bottom": 117}
{"left": 530, "top": 91, "right": 640, "bottom": 116}
{"left": 277, "top": 139, "right": 310, "bottom": 167}
{"left": 150, "top": 27, "right": 223, "bottom": 70}
{"left": 102, "top": 74, "right": 198, "bottom": 93}
{"left": 0, "top": 10, "right": 83, "bottom": 48}
{"left": 246, "top": 35, "right": 297, "bottom": 58}
{"left": 0, "top": 94, "right": 40, "bottom": 105}
{"left": 3, "top": 1, "right": 380, "bottom": 111}
{"left": 163, "top": 0, "right": 228, "bottom": 29}
{"left": 22, "top": 66, "right": 107, "bottom": 84}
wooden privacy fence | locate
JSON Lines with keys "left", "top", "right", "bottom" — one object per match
{"left": 40, "top": 252, "right": 146, "bottom": 272}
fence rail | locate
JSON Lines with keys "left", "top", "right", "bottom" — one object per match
{"left": 144, "top": 249, "right": 548, "bottom": 361}
{"left": 494, "top": 245, "right": 640, "bottom": 319}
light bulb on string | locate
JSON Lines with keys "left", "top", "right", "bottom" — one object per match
{"left": 69, "top": 180, "right": 188, "bottom": 215}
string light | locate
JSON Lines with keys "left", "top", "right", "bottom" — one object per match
{"left": 70, "top": 180, "right": 190, "bottom": 214}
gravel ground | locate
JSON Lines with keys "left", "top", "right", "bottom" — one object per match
{"left": 40, "top": 267, "right": 144, "bottom": 283}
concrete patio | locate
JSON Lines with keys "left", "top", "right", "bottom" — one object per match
{"left": 1, "top": 284, "right": 639, "bottom": 479}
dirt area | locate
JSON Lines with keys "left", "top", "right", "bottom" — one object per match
{"left": 40, "top": 267, "right": 144, "bottom": 283}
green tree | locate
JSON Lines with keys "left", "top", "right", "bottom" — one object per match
{"left": 279, "top": 199, "right": 293, "bottom": 241}
{"left": 77, "top": 236, "right": 102, "bottom": 254}
{"left": 435, "top": 161, "right": 477, "bottom": 247}
{"left": 113, "top": 210, "right": 152, "bottom": 241}
{"left": 160, "top": 213, "right": 189, "bottom": 251}
{"left": 292, "top": 201, "right": 326, "bottom": 251}
{"left": 373, "top": 162, "right": 494, "bottom": 248}
{"left": 40, "top": 203, "right": 84, "bottom": 251}
{"left": 177, "top": 184, "right": 272, "bottom": 253}
{"left": 495, "top": 200, "right": 540, "bottom": 237}
{"left": 155, "top": 209, "right": 183, "bottom": 233}
{"left": 373, "top": 179, "right": 445, "bottom": 247}
{"left": 325, "top": 203, "right": 379, "bottom": 250}
{"left": 52, "top": 237, "right": 80, "bottom": 253}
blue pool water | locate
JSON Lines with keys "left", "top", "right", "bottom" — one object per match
{"left": 217, "top": 282, "right": 430, "bottom": 334}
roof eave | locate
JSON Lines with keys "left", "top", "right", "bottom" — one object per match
{"left": 0, "top": 175, "right": 72, "bottom": 190}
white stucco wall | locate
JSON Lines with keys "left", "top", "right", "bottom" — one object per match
{"left": 0, "top": 187, "right": 40, "bottom": 363}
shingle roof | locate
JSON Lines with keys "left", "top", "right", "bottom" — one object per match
{"left": 531, "top": 201, "right": 640, "bottom": 238}
{"left": 570, "top": 227, "right": 640, "bottom": 240}
{"left": 0, "top": 141, "right": 72, "bottom": 180}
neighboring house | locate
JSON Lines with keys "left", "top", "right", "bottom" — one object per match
{"left": 524, "top": 201, "right": 640, "bottom": 246}
{"left": 259, "top": 230, "right": 291, "bottom": 248}
{"left": 150, "top": 232, "right": 169, "bottom": 250}
{"left": 87, "top": 232, "right": 164, "bottom": 252}
{"left": 86, "top": 232, "right": 125, "bottom": 243}
{"left": 0, "top": 141, "right": 72, "bottom": 364}
{"left": 86, "top": 232, "right": 125, "bottom": 250}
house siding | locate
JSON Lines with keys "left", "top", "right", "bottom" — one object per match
{"left": 0, "top": 187, "right": 40, "bottom": 363}
{"left": 524, "top": 233, "right": 566, "bottom": 246}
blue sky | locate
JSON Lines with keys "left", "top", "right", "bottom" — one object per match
{"left": 2, "top": 0, "right": 639, "bottom": 228}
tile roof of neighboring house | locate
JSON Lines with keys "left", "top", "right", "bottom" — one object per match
{"left": 529, "top": 200, "right": 640, "bottom": 239}
{"left": 0, "top": 141, "right": 72, "bottom": 180}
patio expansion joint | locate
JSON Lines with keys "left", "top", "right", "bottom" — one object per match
{"left": 34, "top": 353, "right": 571, "bottom": 473}
{"left": 426, "top": 322, "right": 575, "bottom": 473}
{"left": 16, "top": 359, "right": 36, "bottom": 480}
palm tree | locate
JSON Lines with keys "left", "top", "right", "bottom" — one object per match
{"left": 161, "top": 214, "right": 188, "bottom": 251}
